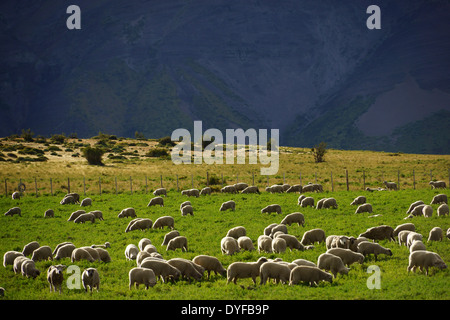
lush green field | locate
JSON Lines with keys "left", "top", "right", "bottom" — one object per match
{"left": 0, "top": 188, "right": 449, "bottom": 300}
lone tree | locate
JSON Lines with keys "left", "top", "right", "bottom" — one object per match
{"left": 82, "top": 146, "right": 105, "bottom": 165}
{"left": 311, "top": 142, "right": 327, "bottom": 163}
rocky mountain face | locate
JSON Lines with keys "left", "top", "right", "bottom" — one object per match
{"left": 0, "top": 0, "right": 449, "bottom": 153}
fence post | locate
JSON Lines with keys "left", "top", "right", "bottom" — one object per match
{"left": 345, "top": 169, "right": 349, "bottom": 191}
{"left": 67, "top": 178, "right": 70, "bottom": 194}
{"left": 50, "top": 178, "right": 53, "bottom": 196}
{"left": 330, "top": 171, "right": 334, "bottom": 192}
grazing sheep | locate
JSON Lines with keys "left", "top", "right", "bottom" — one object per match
{"left": 140, "top": 258, "right": 181, "bottom": 283}
{"left": 237, "top": 236, "right": 255, "bottom": 251}
{"left": 219, "top": 200, "right": 236, "bottom": 211}
{"left": 261, "top": 204, "right": 282, "bottom": 214}
{"left": 393, "top": 223, "right": 415, "bottom": 237}
{"left": 192, "top": 255, "right": 226, "bottom": 279}
{"left": 125, "top": 218, "right": 153, "bottom": 233}
{"left": 143, "top": 244, "right": 158, "bottom": 254}
{"left": 272, "top": 237, "right": 287, "bottom": 253}
{"left": 21, "top": 259, "right": 41, "bottom": 278}
{"left": 12, "top": 191, "right": 20, "bottom": 200}
{"left": 234, "top": 183, "right": 249, "bottom": 191}
{"left": 300, "top": 197, "right": 314, "bottom": 208}
{"left": 406, "top": 200, "right": 425, "bottom": 214}
{"left": 180, "top": 201, "right": 191, "bottom": 210}
{"left": 301, "top": 228, "right": 326, "bottom": 245}
{"left": 181, "top": 189, "right": 200, "bottom": 197}
{"left": 31, "top": 246, "right": 53, "bottom": 262}
{"left": 180, "top": 205, "right": 194, "bottom": 216}
{"left": 383, "top": 181, "right": 397, "bottom": 190}
{"left": 153, "top": 188, "right": 167, "bottom": 197}
{"left": 265, "top": 185, "right": 284, "bottom": 193}
{"left": 409, "top": 204, "right": 426, "bottom": 217}
{"left": 428, "top": 227, "right": 443, "bottom": 242}
{"left": 73, "top": 212, "right": 95, "bottom": 224}
{"left": 200, "top": 187, "right": 212, "bottom": 195}
{"left": 327, "top": 248, "right": 364, "bottom": 266}
{"left": 167, "top": 258, "right": 202, "bottom": 282}
{"left": 407, "top": 250, "right": 447, "bottom": 275}
{"left": 263, "top": 223, "right": 278, "bottom": 236}
{"left": 350, "top": 196, "right": 366, "bottom": 205}
{"left": 129, "top": 267, "right": 157, "bottom": 289}
{"left": 260, "top": 262, "right": 291, "bottom": 285}
{"left": 162, "top": 230, "right": 180, "bottom": 246}
{"left": 355, "top": 203, "right": 373, "bottom": 214}
{"left": 257, "top": 235, "right": 273, "bottom": 253}
{"left": 280, "top": 212, "right": 305, "bottom": 227}
{"left": 166, "top": 236, "right": 188, "bottom": 252}
{"left": 316, "top": 198, "right": 326, "bottom": 209}
{"left": 147, "top": 196, "right": 164, "bottom": 207}
{"left": 357, "top": 241, "right": 392, "bottom": 261}
{"left": 292, "top": 259, "right": 317, "bottom": 268}
{"left": 286, "top": 184, "right": 302, "bottom": 193}
{"left": 44, "top": 209, "right": 54, "bottom": 218}
{"left": 317, "top": 253, "right": 349, "bottom": 277}
{"left": 289, "top": 266, "right": 333, "bottom": 286}
{"left": 275, "top": 234, "right": 304, "bottom": 251}
{"left": 82, "top": 268, "right": 100, "bottom": 292}
{"left": 422, "top": 205, "right": 433, "bottom": 218}
{"left": 269, "top": 224, "right": 288, "bottom": 237}
{"left": 221, "top": 185, "right": 237, "bottom": 194}
{"left": 4, "top": 207, "right": 21, "bottom": 217}
{"left": 220, "top": 236, "right": 240, "bottom": 255}
{"left": 410, "top": 240, "right": 426, "bottom": 253}
{"left": 71, "top": 248, "right": 95, "bottom": 263}
{"left": 326, "top": 235, "right": 351, "bottom": 250}
{"left": 65, "top": 193, "right": 80, "bottom": 203}
{"left": 80, "top": 198, "right": 92, "bottom": 207}
{"left": 90, "top": 210, "right": 104, "bottom": 221}
{"left": 67, "top": 210, "right": 85, "bottom": 221}
{"left": 322, "top": 198, "right": 338, "bottom": 209}
{"left": 429, "top": 181, "right": 446, "bottom": 189}
{"left": 80, "top": 247, "right": 101, "bottom": 262}
{"left": 227, "top": 257, "right": 268, "bottom": 284}
{"left": 125, "top": 244, "right": 139, "bottom": 260}
{"left": 118, "top": 207, "right": 137, "bottom": 218}
{"left": 53, "top": 243, "right": 76, "bottom": 260}
{"left": 22, "top": 241, "right": 40, "bottom": 256}
{"left": 3, "top": 251, "right": 24, "bottom": 267}
{"left": 136, "top": 252, "right": 151, "bottom": 267}
{"left": 431, "top": 194, "right": 447, "bottom": 205}
{"left": 241, "top": 186, "right": 260, "bottom": 194}
{"left": 297, "top": 195, "right": 306, "bottom": 205}
{"left": 406, "top": 232, "right": 423, "bottom": 248}
{"left": 348, "top": 237, "right": 369, "bottom": 252}
{"left": 13, "top": 256, "right": 29, "bottom": 274}
{"left": 91, "top": 242, "right": 110, "bottom": 249}
{"left": 226, "top": 226, "right": 246, "bottom": 239}
{"left": 47, "top": 265, "right": 66, "bottom": 293}
{"left": 60, "top": 195, "right": 76, "bottom": 205}
{"left": 359, "top": 225, "right": 395, "bottom": 242}
{"left": 138, "top": 238, "right": 151, "bottom": 251}
{"left": 437, "top": 203, "right": 449, "bottom": 216}
{"left": 302, "top": 183, "right": 318, "bottom": 193}
{"left": 153, "top": 216, "right": 174, "bottom": 230}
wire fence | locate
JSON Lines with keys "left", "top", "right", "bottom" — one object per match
{"left": 2, "top": 168, "right": 449, "bottom": 197}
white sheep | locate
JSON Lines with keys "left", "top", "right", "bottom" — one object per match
{"left": 136, "top": 251, "right": 151, "bottom": 267}
{"left": 261, "top": 204, "right": 282, "bottom": 214}
{"left": 326, "top": 235, "right": 350, "bottom": 250}
{"left": 13, "top": 256, "right": 29, "bottom": 274}
{"left": 47, "top": 265, "right": 66, "bottom": 293}
{"left": 406, "top": 200, "right": 424, "bottom": 214}
{"left": 289, "top": 265, "right": 333, "bottom": 286}
{"left": 226, "top": 257, "right": 268, "bottom": 284}
{"left": 359, "top": 225, "right": 395, "bottom": 241}
{"left": 265, "top": 185, "right": 284, "bottom": 193}
{"left": 80, "top": 198, "right": 92, "bottom": 207}
{"left": 22, "top": 241, "right": 40, "bottom": 256}
{"left": 221, "top": 185, "right": 237, "bottom": 194}
{"left": 407, "top": 250, "right": 447, "bottom": 275}
{"left": 138, "top": 238, "right": 151, "bottom": 251}
{"left": 200, "top": 187, "right": 212, "bottom": 195}
{"left": 4, "top": 207, "right": 21, "bottom": 217}
{"left": 52, "top": 242, "right": 73, "bottom": 255}
{"left": 181, "top": 205, "right": 194, "bottom": 216}
{"left": 125, "top": 244, "right": 139, "bottom": 260}
{"left": 355, "top": 203, "right": 373, "bottom": 214}
{"left": 322, "top": 198, "right": 338, "bottom": 209}
{"left": 422, "top": 205, "right": 433, "bottom": 218}
{"left": 3, "top": 251, "right": 24, "bottom": 267}
{"left": 166, "top": 236, "right": 188, "bottom": 252}
{"left": 348, "top": 237, "right": 369, "bottom": 252}
{"left": 192, "top": 255, "right": 227, "bottom": 279}
{"left": 291, "top": 259, "right": 317, "bottom": 268}
{"left": 95, "top": 248, "right": 111, "bottom": 263}
{"left": 406, "top": 232, "right": 423, "bottom": 248}
{"left": 241, "top": 186, "right": 260, "bottom": 194}
{"left": 152, "top": 216, "right": 174, "bottom": 230}
{"left": 118, "top": 207, "right": 137, "bottom": 218}
{"left": 219, "top": 200, "right": 236, "bottom": 211}
{"left": 12, "top": 191, "right": 20, "bottom": 200}
{"left": 73, "top": 212, "right": 95, "bottom": 224}
{"left": 408, "top": 204, "right": 426, "bottom": 217}
{"left": 428, "top": 227, "right": 443, "bottom": 242}
{"left": 80, "top": 247, "right": 101, "bottom": 261}
{"left": 82, "top": 268, "right": 100, "bottom": 292}
{"left": 90, "top": 210, "right": 104, "bottom": 221}
{"left": 237, "top": 236, "right": 255, "bottom": 251}
{"left": 147, "top": 196, "right": 164, "bottom": 207}
{"left": 140, "top": 258, "right": 181, "bottom": 283}
{"left": 181, "top": 189, "right": 200, "bottom": 197}
{"left": 300, "top": 197, "right": 314, "bottom": 208}
{"left": 301, "top": 228, "right": 326, "bottom": 245}
{"left": 297, "top": 195, "right": 306, "bottom": 205}
{"left": 437, "top": 204, "right": 449, "bottom": 216}
{"left": 350, "top": 196, "right": 366, "bottom": 205}
{"left": 44, "top": 209, "right": 54, "bottom": 218}
{"left": 180, "top": 201, "right": 191, "bottom": 210}
{"left": 167, "top": 258, "right": 203, "bottom": 282}
{"left": 125, "top": 218, "right": 153, "bottom": 233}
{"left": 54, "top": 244, "right": 76, "bottom": 260}
{"left": 393, "top": 223, "right": 415, "bottom": 237}
{"left": 21, "top": 259, "right": 41, "bottom": 278}
{"left": 129, "top": 267, "right": 157, "bottom": 289}
{"left": 430, "top": 194, "right": 447, "bottom": 205}
{"left": 397, "top": 230, "right": 412, "bottom": 246}
{"left": 326, "top": 248, "right": 364, "bottom": 266}
{"left": 316, "top": 198, "right": 327, "bottom": 209}
{"left": 67, "top": 210, "right": 85, "bottom": 221}
{"left": 280, "top": 212, "right": 305, "bottom": 227}
{"left": 143, "top": 244, "right": 157, "bottom": 254}
{"left": 263, "top": 223, "right": 278, "bottom": 236}
{"left": 317, "top": 253, "right": 349, "bottom": 277}
{"left": 409, "top": 240, "right": 426, "bottom": 253}
{"left": 275, "top": 234, "right": 304, "bottom": 251}
{"left": 162, "top": 230, "right": 180, "bottom": 246}
{"left": 60, "top": 195, "right": 76, "bottom": 205}
{"left": 71, "top": 248, "right": 95, "bottom": 263}
{"left": 153, "top": 188, "right": 167, "bottom": 197}
{"left": 31, "top": 246, "right": 53, "bottom": 262}
{"left": 226, "top": 226, "right": 246, "bottom": 239}
{"left": 429, "top": 181, "right": 446, "bottom": 189}
{"left": 357, "top": 241, "right": 392, "bottom": 261}
{"left": 272, "top": 237, "right": 287, "bottom": 253}
{"left": 286, "top": 184, "right": 302, "bottom": 193}
{"left": 234, "top": 182, "right": 249, "bottom": 191}
{"left": 259, "top": 261, "right": 291, "bottom": 285}
{"left": 220, "top": 236, "right": 240, "bottom": 255}
{"left": 269, "top": 224, "right": 288, "bottom": 238}
{"left": 257, "top": 235, "right": 273, "bottom": 253}
{"left": 383, "top": 181, "right": 397, "bottom": 190}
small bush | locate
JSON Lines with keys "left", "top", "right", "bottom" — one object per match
{"left": 146, "top": 148, "right": 169, "bottom": 158}
{"left": 311, "top": 142, "right": 327, "bottom": 163}
{"left": 82, "top": 146, "right": 105, "bottom": 165}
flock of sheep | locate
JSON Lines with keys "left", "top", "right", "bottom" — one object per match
{"left": 1, "top": 180, "right": 449, "bottom": 296}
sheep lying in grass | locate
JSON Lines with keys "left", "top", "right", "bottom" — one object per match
{"left": 326, "top": 248, "right": 364, "bottom": 266}
{"left": 82, "top": 268, "right": 100, "bottom": 292}
{"left": 357, "top": 242, "right": 392, "bottom": 261}
{"left": 221, "top": 237, "right": 240, "bottom": 255}
{"left": 301, "top": 228, "right": 326, "bottom": 245}
{"left": 431, "top": 194, "right": 447, "bottom": 205}
{"left": 289, "top": 266, "right": 332, "bottom": 286}
{"left": 407, "top": 250, "right": 447, "bottom": 275}
{"left": 152, "top": 216, "right": 174, "bottom": 230}
{"left": 181, "top": 189, "right": 200, "bottom": 197}
{"left": 4, "top": 207, "right": 21, "bottom": 217}
{"left": 437, "top": 204, "right": 449, "bottom": 216}
{"left": 147, "top": 196, "right": 164, "bottom": 207}
{"left": 166, "top": 236, "right": 188, "bottom": 252}
{"left": 280, "top": 212, "right": 305, "bottom": 227}
{"left": 261, "top": 204, "right": 282, "bottom": 214}
{"left": 153, "top": 188, "right": 167, "bottom": 197}
{"left": 317, "top": 253, "right": 349, "bottom": 278}
{"left": 428, "top": 227, "right": 443, "bottom": 242}
{"left": 161, "top": 230, "right": 180, "bottom": 246}
{"left": 129, "top": 267, "right": 157, "bottom": 289}
{"left": 192, "top": 255, "right": 227, "bottom": 279}
{"left": 359, "top": 225, "right": 395, "bottom": 241}
{"left": 429, "top": 181, "right": 446, "bottom": 189}
{"left": 181, "top": 205, "right": 194, "bottom": 216}
{"left": 241, "top": 186, "right": 260, "bottom": 194}
{"left": 350, "top": 196, "right": 366, "bottom": 205}
{"left": 47, "top": 265, "right": 66, "bottom": 293}
{"left": 118, "top": 207, "right": 136, "bottom": 218}
{"left": 220, "top": 200, "right": 236, "bottom": 211}
{"left": 355, "top": 203, "right": 373, "bottom": 214}
{"left": 227, "top": 257, "right": 268, "bottom": 284}
{"left": 259, "top": 262, "right": 291, "bottom": 285}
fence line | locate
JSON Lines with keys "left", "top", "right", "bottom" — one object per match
{"left": 2, "top": 168, "right": 449, "bottom": 197}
